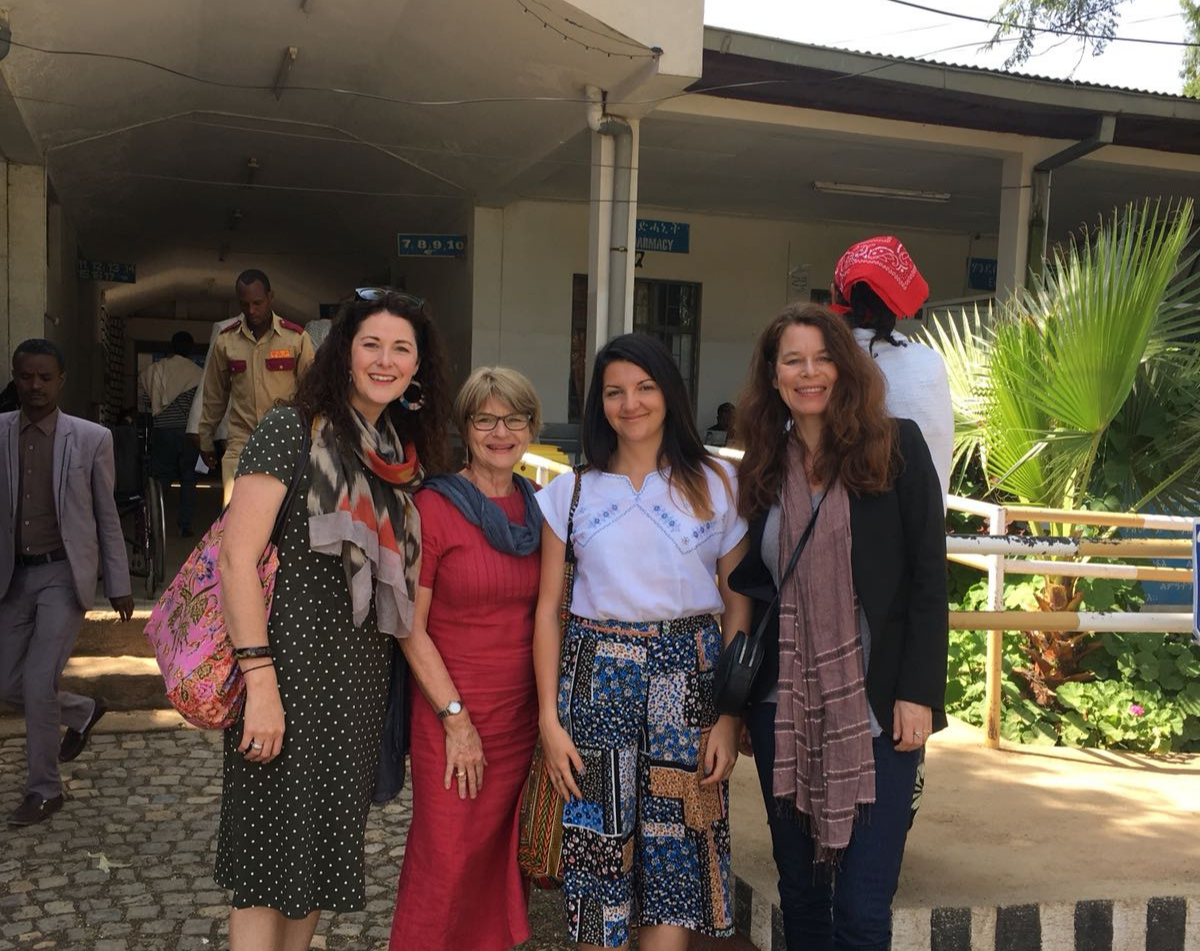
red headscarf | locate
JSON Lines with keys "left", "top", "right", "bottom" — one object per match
{"left": 830, "top": 235, "right": 929, "bottom": 319}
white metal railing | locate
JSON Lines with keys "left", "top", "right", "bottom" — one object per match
{"left": 946, "top": 493, "right": 1195, "bottom": 749}
{"left": 519, "top": 451, "right": 572, "bottom": 486}
{"left": 522, "top": 446, "right": 1196, "bottom": 751}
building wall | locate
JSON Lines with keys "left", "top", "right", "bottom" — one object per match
{"left": 45, "top": 193, "right": 95, "bottom": 415}
{"left": 396, "top": 253, "right": 474, "bottom": 393}
{"left": 487, "top": 199, "right": 996, "bottom": 427}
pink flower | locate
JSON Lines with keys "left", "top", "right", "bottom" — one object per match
{"left": 1128, "top": 704, "right": 1145, "bottom": 717}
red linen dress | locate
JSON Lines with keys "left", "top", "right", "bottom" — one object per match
{"left": 389, "top": 488, "right": 541, "bottom": 951}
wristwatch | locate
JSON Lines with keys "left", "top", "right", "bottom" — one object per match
{"left": 437, "top": 700, "right": 464, "bottom": 720}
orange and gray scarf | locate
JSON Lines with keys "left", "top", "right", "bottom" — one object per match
{"left": 305, "top": 411, "right": 422, "bottom": 638}
{"left": 773, "top": 436, "right": 875, "bottom": 862}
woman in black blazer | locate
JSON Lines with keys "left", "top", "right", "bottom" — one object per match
{"left": 729, "top": 304, "right": 948, "bottom": 951}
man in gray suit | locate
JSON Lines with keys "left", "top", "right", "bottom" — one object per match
{"left": 0, "top": 339, "right": 134, "bottom": 825}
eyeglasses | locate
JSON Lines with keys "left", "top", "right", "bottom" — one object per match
{"left": 354, "top": 287, "right": 425, "bottom": 307}
{"left": 469, "top": 413, "right": 531, "bottom": 432}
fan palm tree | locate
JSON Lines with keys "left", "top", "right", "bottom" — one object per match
{"left": 926, "top": 198, "right": 1200, "bottom": 702}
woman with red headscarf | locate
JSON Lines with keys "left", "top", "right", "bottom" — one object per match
{"left": 830, "top": 235, "right": 952, "bottom": 505}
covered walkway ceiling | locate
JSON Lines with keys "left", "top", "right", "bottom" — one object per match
{"left": 0, "top": 0, "right": 663, "bottom": 263}
{"left": 1, "top": 3, "right": 1198, "bottom": 289}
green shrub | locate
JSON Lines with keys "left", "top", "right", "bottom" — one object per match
{"left": 944, "top": 575, "right": 1200, "bottom": 753}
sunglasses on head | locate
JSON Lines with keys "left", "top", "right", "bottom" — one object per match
{"left": 354, "top": 287, "right": 425, "bottom": 307}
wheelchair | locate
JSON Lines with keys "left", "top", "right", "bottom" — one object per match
{"left": 112, "top": 414, "right": 166, "bottom": 599}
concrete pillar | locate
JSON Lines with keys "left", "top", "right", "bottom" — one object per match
{"left": 0, "top": 160, "right": 47, "bottom": 374}
{"left": 996, "top": 152, "right": 1034, "bottom": 301}
{"left": 470, "top": 206, "right": 504, "bottom": 368}
{"left": 585, "top": 130, "right": 615, "bottom": 374}
{"left": 613, "top": 117, "right": 640, "bottom": 337}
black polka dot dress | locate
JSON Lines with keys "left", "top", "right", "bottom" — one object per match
{"left": 214, "top": 407, "right": 393, "bottom": 919}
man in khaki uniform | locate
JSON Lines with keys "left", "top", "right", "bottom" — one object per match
{"left": 198, "top": 269, "right": 314, "bottom": 503}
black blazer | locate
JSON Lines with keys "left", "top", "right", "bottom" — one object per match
{"left": 728, "top": 418, "right": 949, "bottom": 732}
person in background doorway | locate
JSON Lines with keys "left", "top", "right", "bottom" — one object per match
{"left": 391, "top": 366, "right": 543, "bottom": 951}
{"left": 304, "top": 317, "right": 332, "bottom": 349}
{"left": 830, "top": 236, "right": 953, "bottom": 504}
{"left": 186, "top": 316, "right": 239, "bottom": 466}
{"left": 0, "top": 339, "right": 134, "bottom": 826}
{"left": 731, "top": 305, "right": 948, "bottom": 951}
{"left": 704, "top": 401, "right": 737, "bottom": 448}
{"left": 139, "top": 331, "right": 203, "bottom": 536}
{"left": 197, "top": 270, "right": 315, "bottom": 504}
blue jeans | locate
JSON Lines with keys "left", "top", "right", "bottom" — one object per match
{"left": 748, "top": 701, "right": 920, "bottom": 951}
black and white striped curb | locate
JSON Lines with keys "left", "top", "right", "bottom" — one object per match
{"left": 733, "top": 877, "right": 1199, "bottom": 951}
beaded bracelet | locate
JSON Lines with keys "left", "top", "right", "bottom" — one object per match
{"left": 233, "top": 645, "right": 273, "bottom": 660}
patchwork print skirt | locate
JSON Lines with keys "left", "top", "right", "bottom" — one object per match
{"left": 557, "top": 613, "right": 733, "bottom": 948}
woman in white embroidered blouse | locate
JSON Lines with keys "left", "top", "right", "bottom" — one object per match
{"left": 533, "top": 333, "right": 751, "bottom": 951}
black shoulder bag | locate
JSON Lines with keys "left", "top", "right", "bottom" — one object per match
{"left": 713, "top": 499, "right": 823, "bottom": 715}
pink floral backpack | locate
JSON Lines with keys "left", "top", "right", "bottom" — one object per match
{"left": 144, "top": 424, "right": 309, "bottom": 729}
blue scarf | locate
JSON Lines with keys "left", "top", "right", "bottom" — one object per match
{"left": 422, "top": 472, "right": 543, "bottom": 557}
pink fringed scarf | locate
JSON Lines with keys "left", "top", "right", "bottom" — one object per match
{"left": 773, "top": 437, "right": 875, "bottom": 862}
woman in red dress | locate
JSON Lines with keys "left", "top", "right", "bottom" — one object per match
{"left": 390, "top": 366, "right": 543, "bottom": 951}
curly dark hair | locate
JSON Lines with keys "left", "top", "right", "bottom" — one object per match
{"left": 736, "top": 304, "right": 896, "bottom": 521}
{"left": 292, "top": 291, "right": 452, "bottom": 475}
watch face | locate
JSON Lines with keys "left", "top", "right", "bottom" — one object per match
{"left": 446, "top": 701, "right": 462, "bottom": 716}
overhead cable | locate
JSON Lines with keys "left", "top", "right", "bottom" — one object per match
{"left": 881, "top": 0, "right": 1200, "bottom": 48}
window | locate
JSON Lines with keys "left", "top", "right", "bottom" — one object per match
{"left": 568, "top": 275, "right": 703, "bottom": 419}
{"left": 633, "top": 279, "right": 702, "bottom": 408}
{"left": 569, "top": 275, "right": 588, "bottom": 423}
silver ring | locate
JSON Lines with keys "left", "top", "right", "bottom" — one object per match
{"left": 456, "top": 769, "right": 464, "bottom": 777}
{"left": 250, "top": 741, "right": 263, "bottom": 750}
{"left": 913, "top": 731, "right": 925, "bottom": 739}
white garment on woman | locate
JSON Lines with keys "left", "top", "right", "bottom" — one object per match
{"left": 854, "top": 327, "right": 952, "bottom": 505}
{"left": 537, "top": 460, "right": 747, "bottom": 622}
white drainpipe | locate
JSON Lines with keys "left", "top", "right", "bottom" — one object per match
{"left": 585, "top": 86, "right": 634, "bottom": 342}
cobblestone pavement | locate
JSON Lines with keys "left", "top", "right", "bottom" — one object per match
{"left": 0, "top": 729, "right": 575, "bottom": 951}
{"left": 1, "top": 729, "right": 751, "bottom": 951}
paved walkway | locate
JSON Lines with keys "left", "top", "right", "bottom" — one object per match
{"left": 0, "top": 727, "right": 751, "bottom": 951}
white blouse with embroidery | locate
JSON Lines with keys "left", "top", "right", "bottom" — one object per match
{"left": 536, "top": 461, "right": 748, "bottom": 623}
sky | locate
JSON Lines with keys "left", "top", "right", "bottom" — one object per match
{"left": 703, "top": 0, "right": 1189, "bottom": 94}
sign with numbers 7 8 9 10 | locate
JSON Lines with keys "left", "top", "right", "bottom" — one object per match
{"left": 397, "top": 234, "right": 466, "bottom": 257}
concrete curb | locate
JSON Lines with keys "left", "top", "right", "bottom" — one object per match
{"left": 734, "top": 877, "right": 1199, "bottom": 951}
{"left": 0, "top": 708, "right": 190, "bottom": 739}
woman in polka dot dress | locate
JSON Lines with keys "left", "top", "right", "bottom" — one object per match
{"left": 213, "top": 289, "right": 451, "bottom": 951}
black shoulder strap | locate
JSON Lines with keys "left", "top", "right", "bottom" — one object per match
{"left": 563, "top": 464, "right": 587, "bottom": 566}
{"left": 752, "top": 495, "right": 824, "bottom": 642}
{"left": 269, "top": 412, "right": 311, "bottom": 547}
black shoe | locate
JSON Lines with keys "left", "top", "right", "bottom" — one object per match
{"left": 7, "top": 793, "right": 64, "bottom": 826}
{"left": 59, "top": 697, "right": 108, "bottom": 763}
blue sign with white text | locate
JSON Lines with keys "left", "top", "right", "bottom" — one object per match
{"left": 78, "top": 259, "right": 136, "bottom": 283}
{"left": 967, "top": 257, "right": 997, "bottom": 292}
{"left": 396, "top": 234, "right": 466, "bottom": 257}
{"left": 636, "top": 219, "right": 690, "bottom": 254}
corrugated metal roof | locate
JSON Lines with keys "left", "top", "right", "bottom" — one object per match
{"left": 761, "top": 36, "right": 1193, "bottom": 101}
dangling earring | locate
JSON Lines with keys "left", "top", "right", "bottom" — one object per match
{"left": 399, "top": 379, "right": 424, "bottom": 411}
